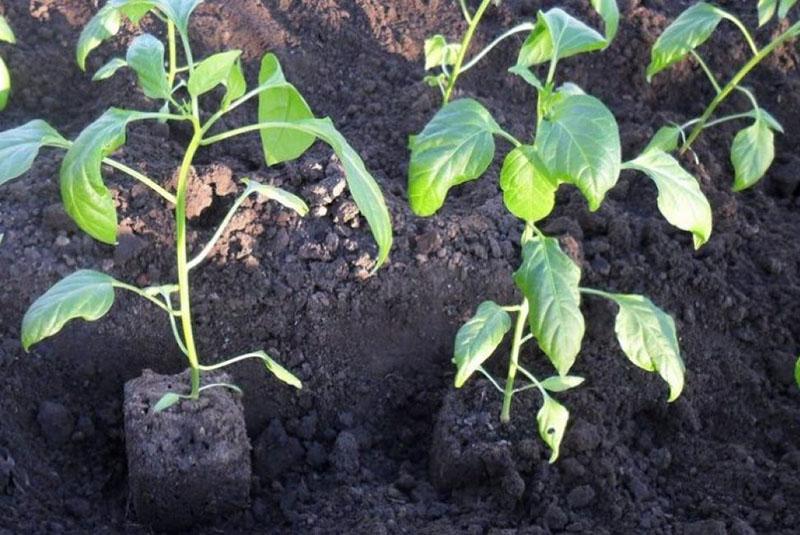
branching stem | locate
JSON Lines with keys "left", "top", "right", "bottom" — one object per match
{"left": 444, "top": 0, "right": 493, "bottom": 104}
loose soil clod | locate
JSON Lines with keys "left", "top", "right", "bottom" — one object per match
{"left": 123, "top": 369, "right": 251, "bottom": 531}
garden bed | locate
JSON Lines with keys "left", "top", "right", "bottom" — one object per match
{"left": 0, "top": 0, "right": 799, "bottom": 532}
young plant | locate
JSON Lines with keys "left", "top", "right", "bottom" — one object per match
{"left": 647, "top": 1, "right": 800, "bottom": 190}
{"left": 0, "top": 15, "right": 15, "bottom": 110}
{"left": 412, "top": 1, "right": 707, "bottom": 461}
{"left": 0, "top": 0, "right": 392, "bottom": 409}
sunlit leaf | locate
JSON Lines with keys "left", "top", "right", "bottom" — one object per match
{"left": 408, "top": 98, "right": 500, "bottom": 216}
{"left": 126, "top": 33, "right": 169, "bottom": 99}
{"left": 21, "top": 270, "right": 116, "bottom": 351}
{"left": 0, "top": 120, "right": 68, "bottom": 186}
{"left": 517, "top": 8, "right": 606, "bottom": 67}
{"left": 731, "top": 117, "right": 774, "bottom": 191}
{"left": 608, "top": 293, "right": 685, "bottom": 401}
{"left": 537, "top": 396, "right": 569, "bottom": 462}
{"left": 514, "top": 236, "right": 584, "bottom": 376}
{"left": 424, "top": 34, "right": 462, "bottom": 70}
{"left": 646, "top": 2, "right": 723, "bottom": 81}
{"left": 187, "top": 50, "right": 242, "bottom": 97}
{"left": 623, "top": 149, "right": 712, "bottom": 249}
{"left": 257, "top": 53, "right": 315, "bottom": 165}
{"left": 540, "top": 375, "right": 585, "bottom": 392}
{"left": 242, "top": 178, "right": 309, "bottom": 216}
{"left": 453, "top": 301, "right": 512, "bottom": 387}
{"left": 499, "top": 145, "right": 557, "bottom": 222}
{"left": 535, "top": 89, "right": 621, "bottom": 211}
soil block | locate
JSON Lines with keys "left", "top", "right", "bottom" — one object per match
{"left": 123, "top": 369, "right": 252, "bottom": 531}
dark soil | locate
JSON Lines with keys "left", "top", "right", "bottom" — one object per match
{"left": 124, "top": 369, "right": 251, "bottom": 531}
{"left": 0, "top": 0, "right": 799, "bottom": 533}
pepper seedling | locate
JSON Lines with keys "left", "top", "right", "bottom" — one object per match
{"left": 412, "top": 1, "right": 706, "bottom": 461}
{"left": 647, "top": 1, "right": 800, "bottom": 190}
{"left": 0, "top": 15, "right": 15, "bottom": 110}
{"left": 0, "top": 0, "right": 392, "bottom": 410}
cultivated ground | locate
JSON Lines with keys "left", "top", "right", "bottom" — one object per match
{"left": 0, "top": 0, "right": 799, "bottom": 533}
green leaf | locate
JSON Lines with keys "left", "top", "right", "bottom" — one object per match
{"left": 259, "top": 118, "right": 392, "bottom": 269}
{"left": 623, "top": 149, "right": 712, "bottom": 249}
{"left": 187, "top": 50, "right": 242, "bottom": 97}
{"left": 0, "top": 15, "right": 16, "bottom": 44}
{"left": 537, "top": 396, "right": 569, "bottom": 463}
{"left": 517, "top": 8, "right": 607, "bottom": 67}
{"left": 508, "top": 64, "right": 543, "bottom": 90}
{"left": 242, "top": 178, "right": 309, "bottom": 216}
{"left": 500, "top": 145, "right": 557, "bottom": 222}
{"left": 644, "top": 125, "right": 682, "bottom": 153}
{"left": 749, "top": 108, "right": 783, "bottom": 134}
{"left": 155, "top": 0, "right": 203, "bottom": 34}
{"left": 514, "top": 236, "right": 584, "bottom": 376}
{"left": 60, "top": 108, "right": 150, "bottom": 244}
{"left": 221, "top": 60, "right": 246, "bottom": 110}
{"left": 591, "top": 0, "right": 619, "bottom": 42}
{"left": 153, "top": 392, "right": 181, "bottom": 413}
{"left": 92, "top": 57, "right": 128, "bottom": 81}
{"left": 608, "top": 293, "right": 685, "bottom": 402}
{"left": 125, "top": 34, "right": 169, "bottom": 99}
{"left": 257, "top": 53, "right": 316, "bottom": 165}
{"left": 731, "top": 118, "right": 774, "bottom": 191}
{"left": 759, "top": 0, "right": 778, "bottom": 25}
{"left": 795, "top": 356, "right": 800, "bottom": 388}
{"left": 780, "top": 0, "right": 799, "bottom": 18}
{"left": 424, "top": 34, "right": 462, "bottom": 70}
{"left": 540, "top": 375, "right": 585, "bottom": 392}
{"left": 21, "top": 270, "right": 116, "bottom": 351}
{"left": 646, "top": 2, "right": 723, "bottom": 81}
{"left": 408, "top": 98, "right": 500, "bottom": 216}
{"left": 0, "top": 120, "right": 68, "bottom": 186}
{"left": 76, "top": 0, "right": 156, "bottom": 71}
{"left": 535, "top": 90, "right": 621, "bottom": 211}
{"left": 0, "top": 56, "right": 9, "bottom": 112}
{"left": 453, "top": 301, "right": 512, "bottom": 387}
{"left": 255, "top": 350, "right": 302, "bottom": 389}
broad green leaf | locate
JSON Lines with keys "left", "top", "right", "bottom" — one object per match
{"left": 591, "top": 0, "right": 619, "bottom": 42}
{"left": 242, "top": 178, "right": 309, "bottom": 216}
{"left": 623, "top": 149, "right": 712, "bottom": 249}
{"left": 644, "top": 125, "right": 682, "bottom": 153}
{"left": 453, "top": 301, "right": 512, "bottom": 387}
{"left": 540, "top": 375, "right": 585, "bottom": 392}
{"left": 155, "top": 0, "right": 203, "bottom": 34}
{"left": 257, "top": 53, "right": 315, "bottom": 165}
{"left": 60, "top": 108, "right": 150, "bottom": 244}
{"left": 0, "top": 120, "right": 68, "bottom": 186}
{"left": 537, "top": 396, "right": 569, "bottom": 463}
{"left": 0, "top": 56, "right": 9, "bottom": 112}
{"left": 258, "top": 118, "right": 392, "bottom": 269}
{"left": 508, "top": 64, "right": 543, "bottom": 90}
{"left": 21, "top": 270, "right": 116, "bottom": 351}
{"left": 76, "top": 0, "right": 156, "bottom": 71}
{"left": 535, "top": 91, "right": 621, "bottom": 211}
{"left": 153, "top": 392, "right": 181, "bottom": 413}
{"left": 0, "top": 16, "right": 15, "bottom": 44}
{"left": 780, "top": 0, "right": 799, "bottom": 18}
{"left": 499, "top": 145, "right": 557, "bottom": 222}
{"left": 408, "top": 98, "right": 500, "bottom": 216}
{"left": 517, "top": 8, "right": 607, "bottom": 67}
{"left": 254, "top": 350, "right": 302, "bottom": 389}
{"left": 221, "top": 60, "right": 246, "bottom": 110}
{"left": 514, "top": 236, "right": 584, "bottom": 376}
{"left": 125, "top": 34, "right": 169, "bottom": 99}
{"left": 646, "top": 2, "right": 723, "bottom": 81}
{"left": 759, "top": 0, "right": 778, "bottom": 25}
{"left": 424, "top": 34, "right": 462, "bottom": 70}
{"left": 93, "top": 58, "right": 128, "bottom": 81}
{"left": 187, "top": 50, "right": 241, "bottom": 97}
{"left": 731, "top": 118, "right": 774, "bottom": 191}
{"left": 609, "top": 293, "right": 685, "bottom": 401}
